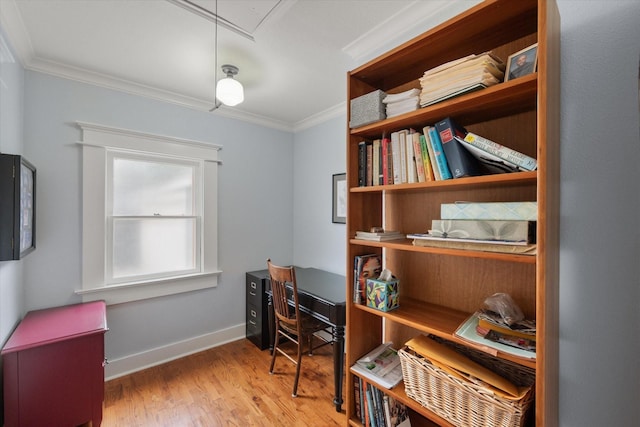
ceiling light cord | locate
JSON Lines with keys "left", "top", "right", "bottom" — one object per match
{"left": 207, "top": 0, "right": 244, "bottom": 111}
{"left": 210, "top": 0, "right": 220, "bottom": 112}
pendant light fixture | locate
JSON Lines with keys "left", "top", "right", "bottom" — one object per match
{"left": 216, "top": 64, "right": 244, "bottom": 106}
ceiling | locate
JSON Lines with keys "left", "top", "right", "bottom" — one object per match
{"left": 0, "top": 0, "right": 479, "bottom": 131}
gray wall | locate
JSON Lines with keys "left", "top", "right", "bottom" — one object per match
{"left": 20, "top": 71, "right": 295, "bottom": 364}
{"left": 1, "top": 1, "right": 640, "bottom": 425}
{"left": 557, "top": 1, "right": 640, "bottom": 425}
{"left": 293, "top": 114, "right": 347, "bottom": 274}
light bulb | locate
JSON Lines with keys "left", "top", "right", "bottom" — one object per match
{"left": 216, "top": 77, "right": 244, "bottom": 106}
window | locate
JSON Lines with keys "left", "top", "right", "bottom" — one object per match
{"left": 76, "top": 122, "right": 222, "bottom": 304}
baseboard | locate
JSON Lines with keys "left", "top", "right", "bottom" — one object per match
{"left": 104, "top": 323, "right": 246, "bottom": 380}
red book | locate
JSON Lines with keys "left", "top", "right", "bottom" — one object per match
{"left": 381, "top": 137, "right": 391, "bottom": 185}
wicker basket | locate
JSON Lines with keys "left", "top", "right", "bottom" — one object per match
{"left": 399, "top": 335, "right": 535, "bottom": 427}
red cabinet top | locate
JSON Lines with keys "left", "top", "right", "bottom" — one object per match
{"left": 1, "top": 301, "right": 107, "bottom": 354}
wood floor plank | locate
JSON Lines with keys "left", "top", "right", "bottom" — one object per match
{"left": 103, "top": 338, "right": 346, "bottom": 426}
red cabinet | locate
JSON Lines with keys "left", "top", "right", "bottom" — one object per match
{"left": 2, "top": 301, "right": 108, "bottom": 427}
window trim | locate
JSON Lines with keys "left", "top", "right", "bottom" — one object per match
{"left": 76, "top": 122, "right": 222, "bottom": 305}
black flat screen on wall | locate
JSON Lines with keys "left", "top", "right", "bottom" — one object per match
{"left": 0, "top": 153, "right": 36, "bottom": 260}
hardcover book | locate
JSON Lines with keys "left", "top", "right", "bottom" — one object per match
{"left": 390, "top": 131, "right": 403, "bottom": 185}
{"left": 418, "top": 134, "right": 435, "bottom": 181}
{"left": 424, "top": 126, "right": 452, "bottom": 180}
{"left": 382, "top": 137, "right": 392, "bottom": 185}
{"left": 434, "top": 117, "right": 485, "bottom": 178}
{"left": 358, "top": 141, "right": 367, "bottom": 186}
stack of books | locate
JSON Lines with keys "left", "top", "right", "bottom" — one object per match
{"left": 355, "top": 230, "right": 404, "bottom": 241}
{"left": 383, "top": 88, "right": 421, "bottom": 118}
{"left": 419, "top": 52, "right": 505, "bottom": 107}
{"left": 407, "top": 201, "right": 537, "bottom": 255}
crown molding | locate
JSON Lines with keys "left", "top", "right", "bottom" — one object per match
{"left": 293, "top": 101, "right": 346, "bottom": 133}
{"left": 20, "top": 54, "right": 295, "bottom": 132}
{"left": 1, "top": 0, "right": 477, "bottom": 135}
{"left": 342, "top": 0, "right": 482, "bottom": 63}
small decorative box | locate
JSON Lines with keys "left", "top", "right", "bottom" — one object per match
{"left": 349, "top": 89, "right": 386, "bottom": 128}
{"left": 366, "top": 277, "right": 399, "bottom": 312}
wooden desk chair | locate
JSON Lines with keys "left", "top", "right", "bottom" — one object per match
{"left": 267, "top": 259, "right": 331, "bottom": 397}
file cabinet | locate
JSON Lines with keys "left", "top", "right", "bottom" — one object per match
{"left": 2, "top": 301, "right": 108, "bottom": 427}
{"left": 246, "top": 270, "right": 271, "bottom": 350}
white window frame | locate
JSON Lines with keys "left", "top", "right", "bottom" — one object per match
{"left": 76, "top": 122, "right": 222, "bottom": 305}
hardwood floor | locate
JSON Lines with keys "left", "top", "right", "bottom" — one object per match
{"left": 102, "top": 338, "right": 346, "bottom": 426}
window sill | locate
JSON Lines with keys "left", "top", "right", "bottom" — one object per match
{"left": 76, "top": 270, "right": 222, "bottom": 305}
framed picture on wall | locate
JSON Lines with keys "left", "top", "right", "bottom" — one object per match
{"left": 332, "top": 173, "right": 346, "bottom": 224}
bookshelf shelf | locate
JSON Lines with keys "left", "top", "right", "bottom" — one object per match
{"left": 350, "top": 75, "right": 538, "bottom": 140}
{"left": 350, "top": 170, "right": 537, "bottom": 193}
{"left": 354, "top": 300, "right": 537, "bottom": 370}
{"left": 344, "top": 0, "right": 559, "bottom": 425}
{"left": 349, "top": 239, "right": 537, "bottom": 264}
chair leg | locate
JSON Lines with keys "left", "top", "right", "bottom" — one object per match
{"left": 292, "top": 341, "right": 303, "bottom": 397}
{"left": 269, "top": 324, "right": 279, "bottom": 374}
{"left": 308, "top": 333, "right": 314, "bottom": 356}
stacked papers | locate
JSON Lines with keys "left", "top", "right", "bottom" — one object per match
{"left": 419, "top": 52, "right": 505, "bottom": 107}
{"left": 383, "top": 88, "right": 420, "bottom": 118}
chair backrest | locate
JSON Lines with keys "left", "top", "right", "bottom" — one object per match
{"left": 267, "top": 259, "right": 301, "bottom": 332}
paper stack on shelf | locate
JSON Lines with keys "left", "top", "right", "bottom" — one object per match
{"left": 383, "top": 88, "right": 421, "bottom": 118}
{"left": 419, "top": 52, "right": 505, "bottom": 107}
{"left": 356, "top": 230, "right": 404, "bottom": 241}
{"left": 351, "top": 342, "right": 404, "bottom": 389}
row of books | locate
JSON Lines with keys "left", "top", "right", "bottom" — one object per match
{"left": 353, "top": 377, "right": 411, "bottom": 427}
{"left": 357, "top": 116, "right": 537, "bottom": 187}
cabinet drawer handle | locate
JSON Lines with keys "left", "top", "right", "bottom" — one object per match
{"left": 250, "top": 310, "right": 257, "bottom": 317}
{"left": 251, "top": 281, "right": 257, "bottom": 289}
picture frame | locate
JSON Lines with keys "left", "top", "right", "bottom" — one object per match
{"left": 505, "top": 43, "right": 538, "bottom": 81}
{"left": 332, "top": 173, "right": 346, "bottom": 224}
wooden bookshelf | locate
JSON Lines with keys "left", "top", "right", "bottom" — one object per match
{"left": 344, "top": 0, "right": 559, "bottom": 425}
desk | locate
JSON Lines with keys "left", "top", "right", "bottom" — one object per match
{"left": 254, "top": 267, "right": 346, "bottom": 412}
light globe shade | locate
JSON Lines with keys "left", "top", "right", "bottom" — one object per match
{"left": 216, "top": 77, "right": 244, "bottom": 106}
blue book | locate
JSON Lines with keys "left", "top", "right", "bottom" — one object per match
{"left": 424, "top": 126, "right": 452, "bottom": 180}
{"left": 365, "top": 384, "right": 377, "bottom": 427}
